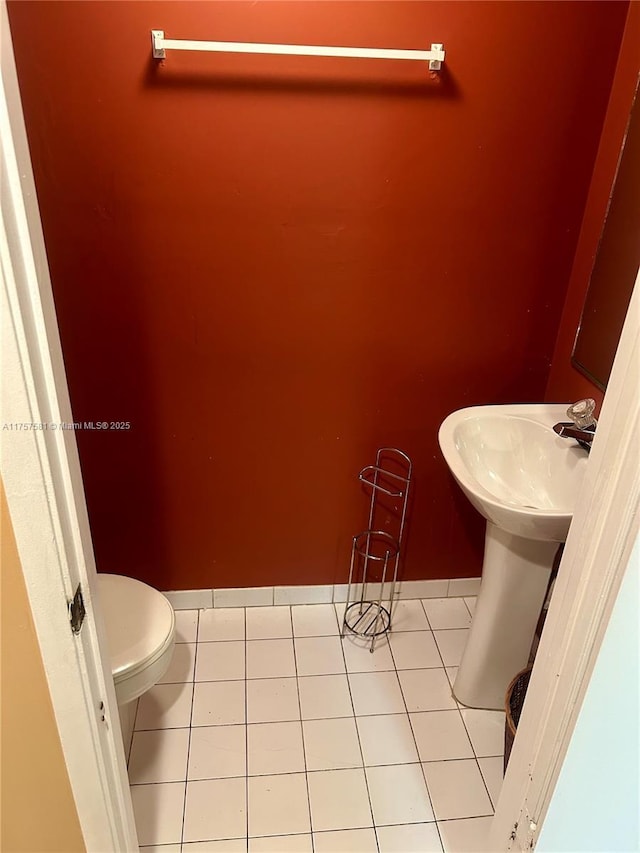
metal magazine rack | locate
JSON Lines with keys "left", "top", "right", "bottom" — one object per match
{"left": 341, "top": 448, "right": 412, "bottom": 652}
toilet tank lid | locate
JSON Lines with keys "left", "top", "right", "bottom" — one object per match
{"left": 97, "top": 573, "right": 175, "bottom": 677}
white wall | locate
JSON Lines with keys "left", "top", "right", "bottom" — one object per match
{"left": 537, "top": 533, "right": 639, "bottom": 853}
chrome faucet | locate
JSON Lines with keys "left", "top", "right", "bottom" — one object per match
{"left": 553, "top": 399, "right": 597, "bottom": 452}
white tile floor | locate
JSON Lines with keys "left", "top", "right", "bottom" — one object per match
{"left": 130, "top": 598, "right": 504, "bottom": 852}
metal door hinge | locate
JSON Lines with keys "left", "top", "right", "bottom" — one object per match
{"left": 69, "top": 583, "right": 86, "bottom": 634}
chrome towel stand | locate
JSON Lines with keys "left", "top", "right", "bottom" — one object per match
{"left": 341, "top": 448, "right": 412, "bottom": 652}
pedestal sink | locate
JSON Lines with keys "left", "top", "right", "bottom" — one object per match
{"left": 438, "top": 404, "right": 588, "bottom": 709}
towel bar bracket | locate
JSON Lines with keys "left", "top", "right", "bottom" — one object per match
{"left": 151, "top": 30, "right": 166, "bottom": 60}
{"left": 428, "top": 43, "right": 444, "bottom": 71}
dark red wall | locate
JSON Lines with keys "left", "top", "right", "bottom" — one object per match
{"left": 546, "top": 2, "right": 640, "bottom": 411}
{"left": 8, "top": 1, "right": 627, "bottom": 591}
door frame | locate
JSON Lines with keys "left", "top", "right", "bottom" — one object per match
{"left": 2, "top": 1, "right": 638, "bottom": 849}
{"left": 1, "top": 4, "right": 138, "bottom": 849}
{"left": 490, "top": 273, "right": 639, "bottom": 850}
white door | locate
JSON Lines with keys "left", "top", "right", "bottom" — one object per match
{"left": 0, "top": 4, "right": 138, "bottom": 849}
{"left": 489, "top": 282, "right": 639, "bottom": 847}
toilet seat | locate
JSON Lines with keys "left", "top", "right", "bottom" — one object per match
{"left": 98, "top": 573, "right": 176, "bottom": 705}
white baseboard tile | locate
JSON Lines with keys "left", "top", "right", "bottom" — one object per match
{"left": 398, "top": 579, "right": 450, "bottom": 599}
{"left": 332, "top": 582, "right": 397, "bottom": 603}
{"left": 163, "top": 588, "right": 213, "bottom": 610}
{"left": 333, "top": 583, "right": 387, "bottom": 602}
{"left": 447, "top": 577, "right": 482, "bottom": 597}
{"left": 335, "top": 579, "right": 474, "bottom": 601}
{"left": 163, "top": 576, "right": 483, "bottom": 610}
{"left": 274, "top": 584, "right": 334, "bottom": 605}
{"left": 214, "top": 586, "right": 274, "bottom": 608}
{"left": 332, "top": 584, "right": 350, "bottom": 603}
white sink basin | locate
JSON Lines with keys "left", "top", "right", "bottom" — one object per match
{"left": 438, "top": 403, "right": 588, "bottom": 542}
{"left": 438, "top": 403, "right": 590, "bottom": 709}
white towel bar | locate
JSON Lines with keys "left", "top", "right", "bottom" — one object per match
{"left": 150, "top": 30, "right": 445, "bottom": 71}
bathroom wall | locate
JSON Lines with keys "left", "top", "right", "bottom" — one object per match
{"left": 7, "top": 1, "right": 628, "bottom": 591}
{"left": 0, "top": 484, "right": 86, "bottom": 853}
{"left": 546, "top": 1, "right": 640, "bottom": 410}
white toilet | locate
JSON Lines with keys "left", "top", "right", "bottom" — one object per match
{"left": 98, "top": 573, "right": 176, "bottom": 753}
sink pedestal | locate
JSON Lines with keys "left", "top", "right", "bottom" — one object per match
{"left": 453, "top": 523, "right": 558, "bottom": 710}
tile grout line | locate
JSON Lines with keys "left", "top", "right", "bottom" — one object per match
{"left": 127, "top": 697, "right": 140, "bottom": 766}
{"left": 419, "top": 600, "right": 486, "bottom": 833}
{"left": 418, "top": 597, "right": 433, "bottom": 633}
{"left": 132, "top": 713, "right": 510, "bottom": 738}
{"left": 422, "top": 596, "right": 491, "bottom": 820}
{"left": 334, "top": 602, "right": 381, "bottom": 853}
{"left": 420, "top": 597, "right": 498, "bottom": 822}
{"left": 178, "top": 622, "right": 475, "bottom": 647}
{"left": 393, "top": 598, "right": 446, "bottom": 853}
{"left": 162, "top": 660, "right": 465, "bottom": 687}
{"left": 243, "top": 606, "right": 249, "bottom": 849}
{"left": 290, "top": 606, "right": 315, "bottom": 851}
{"left": 180, "top": 608, "right": 199, "bottom": 847}
{"left": 452, "top": 591, "right": 503, "bottom": 818}
{"left": 128, "top": 755, "right": 504, "bottom": 787}
{"left": 457, "top": 706, "right": 499, "bottom": 816}
{"left": 476, "top": 755, "right": 502, "bottom": 811}
{"left": 462, "top": 597, "right": 475, "bottom": 620}
{"left": 422, "top": 597, "right": 461, "bottom": 686}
